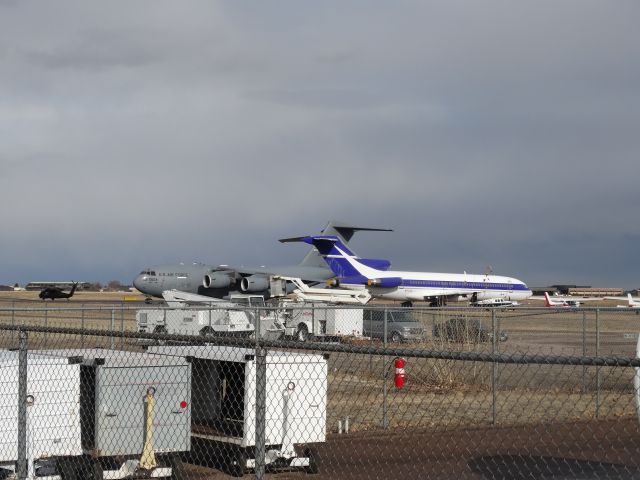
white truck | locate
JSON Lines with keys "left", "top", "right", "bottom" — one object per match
{"left": 136, "top": 307, "right": 255, "bottom": 340}
{"left": 225, "top": 292, "right": 365, "bottom": 342}
{"left": 279, "top": 301, "right": 364, "bottom": 342}
{"left": 148, "top": 345, "right": 327, "bottom": 477}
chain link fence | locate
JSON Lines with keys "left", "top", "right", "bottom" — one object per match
{"left": 1, "top": 304, "right": 640, "bottom": 479}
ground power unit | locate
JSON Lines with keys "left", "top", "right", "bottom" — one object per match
{"left": 148, "top": 345, "right": 327, "bottom": 477}
{"left": 0, "top": 351, "right": 82, "bottom": 480}
{"left": 280, "top": 302, "right": 364, "bottom": 342}
{"left": 136, "top": 308, "right": 254, "bottom": 339}
{"left": 37, "top": 349, "right": 192, "bottom": 480}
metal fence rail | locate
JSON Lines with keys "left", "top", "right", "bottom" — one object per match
{"left": 0, "top": 305, "right": 639, "bottom": 479}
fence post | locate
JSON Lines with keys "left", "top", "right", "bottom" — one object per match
{"left": 255, "top": 345, "right": 267, "bottom": 479}
{"left": 491, "top": 309, "right": 497, "bottom": 426}
{"left": 17, "top": 329, "right": 28, "bottom": 480}
{"left": 255, "top": 307, "right": 261, "bottom": 342}
{"left": 11, "top": 301, "right": 15, "bottom": 343}
{"left": 582, "top": 310, "right": 587, "bottom": 393}
{"left": 383, "top": 308, "right": 388, "bottom": 429}
{"left": 120, "top": 307, "right": 125, "bottom": 348}
{"left": 110, "top": 309, "right": 115, "bottom": 350}
{"left": 595, "top": 308, "right": 601, "bottom": 418}
{"left": 81, "top": 306, "right": 85, "bottom": 348}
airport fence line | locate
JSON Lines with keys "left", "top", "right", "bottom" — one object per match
{"left": 1, "top": 306, "right": 640, "bottom": 480}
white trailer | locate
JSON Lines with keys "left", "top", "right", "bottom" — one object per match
{"left": 136, "top": 307, "right": 254, "bottom": 339}
{"left": 148, "top": 345, "right": 327, "bottom": 477}
{"left": 279, "top": 302, "right": 364, "bottom": 342}
{"left": 32, "top": 349, "right": 192, "bottom": 480}
{"left": 0, "top": 351, "right": 82, "bottom": 480}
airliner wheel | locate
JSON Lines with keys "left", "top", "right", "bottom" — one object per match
{"left": 297, "top": 324, "right": 310, "bottom": 342}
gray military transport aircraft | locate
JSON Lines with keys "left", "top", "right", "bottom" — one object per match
{"left": 133, "top": 221, "right": 391, "bottom": 299}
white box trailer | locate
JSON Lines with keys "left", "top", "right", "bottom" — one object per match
{"left": 37, "top": 349, "right": 192, "bottom": 480}
{"left": 280, "top": 302, "right": 364, "bottom": 342}
{"left": 0, "top": 351, "right": 82, "bottom": 480}
{"left": 136, "top": 308, "right": 254, "bottom": 339}
{"left": 148, "top": 345, "right": 327, "bottom": 477}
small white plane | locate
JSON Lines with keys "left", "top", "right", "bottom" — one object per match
{"left": 544, "top": 292, "right": 581, "bottom": 308}
{"left": 472, "top": 298, "right": 520, "bottom": 308}
{"left": 615, "top": 294, "right": 640, "bottom": 309}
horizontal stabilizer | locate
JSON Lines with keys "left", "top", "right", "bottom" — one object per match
{"left": 359, "top": 258, "right": 391, "bottom": 270}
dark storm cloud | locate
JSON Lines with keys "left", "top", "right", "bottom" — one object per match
{"left": 0, "top": 0, "right": 638, "bottom": 289}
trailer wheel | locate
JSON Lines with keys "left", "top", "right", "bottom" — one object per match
{"left": 154, "top": 325, "right": 168, "bottom": 345}
{"left": 296, "top": 324, "right": 310, "bottom": 342}
{"left": 228, "top": 447, "right": 246, "bottom": 477}
{"left": 390, "top": 331, "right": 402, "bottom": 343}
{"left": 303, "top": 447, "right": 319, "bottom": 474}
{"left": 200, "top": 326, "right": 215, "bottom": 338}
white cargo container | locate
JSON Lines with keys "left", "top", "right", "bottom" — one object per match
{"left": 0, "top": 351, "right": 82, "bottom": 480}
{"left": 148, "top": 345, "right": 327, "bottom": 477}
{"left": 280, "top": 302, "right": 364, "bottom": 342}
{"left": 36, "top": 349, "right": 192, "bottom": 480}
{"left": 136, "top": 307, "right": 254, "bottom": 339}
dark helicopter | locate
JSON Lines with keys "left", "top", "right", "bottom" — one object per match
{"left": 39, "top": 282, "right": 78, "bottom": 301}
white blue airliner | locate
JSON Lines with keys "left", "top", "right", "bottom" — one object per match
{"left": 286, "top": 236, "right": 532, "bottom": 305}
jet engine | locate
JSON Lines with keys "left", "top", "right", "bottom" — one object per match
{"left": 473, "top": 291, "right": 505, "bottom": 301}
{"left": 240, "top": 275, "right": 269, "bottom": 292}
{"left": 202, "top": 273, "right": 233, "bottom": 289}
{"left": 366, "top": 277, "right": 402, "bottom": 288}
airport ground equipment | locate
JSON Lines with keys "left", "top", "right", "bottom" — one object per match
{"left": 148, "top": 345, "right": 327, "bottom": 477}
{"left": 159, "top": 290, "right": 282, "bottom": 340}
{"left": 270, "top": 276, "right": 371, "bottom": 305}
{"left": 136, "top": 306, "right": 255, "bottom": 339}
{"left": 278, "top": 301, "right": 364, "bottom": 342}
{"left": 38, "top": 349, "right": 192, "bottom": 480}
{"left": 223, "top": 294, "right": 285, "bottom": 340}
{"left": 0, "top": 351, "right": 82, "bottom": 480}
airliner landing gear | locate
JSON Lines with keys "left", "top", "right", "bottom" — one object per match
{"left": 429, "top": 296, "right": 448, "bottom": 307}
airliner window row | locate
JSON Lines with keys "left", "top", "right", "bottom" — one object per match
{"left": 404, "top": 280, "right": 519, "bottom": 290}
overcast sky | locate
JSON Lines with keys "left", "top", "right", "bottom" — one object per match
{"left": 1, "top": 1, "right": 639, "bottom": 288}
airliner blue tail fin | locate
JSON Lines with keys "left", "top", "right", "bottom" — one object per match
{"left": 305, "top": 236, "right": 365, "bottom": 278}
{"left": 281, "top": 235, "right": 379, "bottom": 279}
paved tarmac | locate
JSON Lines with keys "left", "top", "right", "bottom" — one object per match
{"left": 182, "top": 417, "right": 640, "bottom": 479}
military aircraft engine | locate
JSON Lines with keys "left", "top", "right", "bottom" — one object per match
{"left": 240, "top": 275, "right": 269, "bottom": 292}
{"left": 203, "top": 273, "right": 233, "bottom": 289}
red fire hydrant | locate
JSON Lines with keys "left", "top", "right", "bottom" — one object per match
{"left": 394, "top": 357, "right": 406, "bottom": 389}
